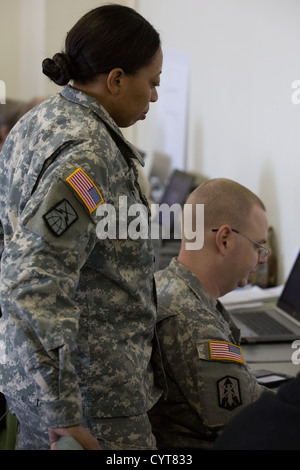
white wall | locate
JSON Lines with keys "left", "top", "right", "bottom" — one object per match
{"left": 0, "top": 0, "right": 137, "bottom": 146}
{"left": 136, "top": 0, "right": 300, "bottom": 283}
{"left": 20, "top": 0, "right": 46, "bottom": 99}
{"left": 1, "top": 0, "right": 299, "bottom": 282}
{"left": 0, "top": 0, "right": 136, "bottom": 100}
{"left": 0, "top": 0, "right": 22, "bottom": 99}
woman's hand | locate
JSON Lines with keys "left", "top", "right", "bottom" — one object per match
{"left": 49, "top": 424, "right": 102, "bottom": 450}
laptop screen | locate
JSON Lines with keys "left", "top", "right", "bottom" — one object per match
{"left": 158, "top": 170, "right": 195, "bottom": 229}
{"left": 278, "top": 251, "right": 300, "bottom": 320}
{"left": 159, "top": 170, "right": 195, "bottom": 207}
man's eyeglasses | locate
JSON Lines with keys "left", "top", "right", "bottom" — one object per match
{"left": 211, "top": 228, "right": 271, "bottom": 259}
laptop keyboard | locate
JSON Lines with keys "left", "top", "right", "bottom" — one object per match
{"left": 234, "top": 311, "right": 294, "bottom": 335}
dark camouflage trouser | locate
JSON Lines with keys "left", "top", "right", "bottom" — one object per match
{"left": 7, "top": 397, "right": 157, "bottom": 450}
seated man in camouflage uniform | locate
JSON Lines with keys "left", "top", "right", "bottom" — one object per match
{"left": 149, "top": 178, "right": 270, "bottom": 449}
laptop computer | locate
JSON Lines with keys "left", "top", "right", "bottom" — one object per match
{"left": 152, "top": 170, "right": 195, "bottom": 271}
{"left": 157, "top": 169, "right": 195, "bottom": 230}
{"left": 229, "top": 250, "right": 300, "bottom": 343}
{"left": 158, "top": 170, "right": 195, "bottom": 220}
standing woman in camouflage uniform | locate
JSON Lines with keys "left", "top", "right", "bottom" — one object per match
{"left": 0, "top": 5, "right": 163, "bottom": 450}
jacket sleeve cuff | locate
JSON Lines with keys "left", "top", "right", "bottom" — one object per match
{"left": 39, "top": 395, "right": 83, "bottom": 428}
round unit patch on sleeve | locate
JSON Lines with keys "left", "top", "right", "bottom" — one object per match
{"left": 66, "top": 168, "right": 104, "bottom": 213}
{"left": 43, "top": 199, "right": 78, "bottom": 236}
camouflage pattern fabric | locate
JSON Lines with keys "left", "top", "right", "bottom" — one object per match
{"left": 0, "top": 86, "right": 161, "bottom": 449}
{"left": 149, "top": 257, "right": 263, "bottom": 449}
{"left": 7, "top": 397, "right": 157, "bottom": 450}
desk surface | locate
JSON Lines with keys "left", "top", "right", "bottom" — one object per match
{"left": 221, "top": 286, "right": 300, "bottom": 377}
{"left": 242, "top": 341, "right": 300, "bottom": 376}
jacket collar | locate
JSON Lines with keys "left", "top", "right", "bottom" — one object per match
{"left": 61, "top": 85, "right": 144, "bottom": 166}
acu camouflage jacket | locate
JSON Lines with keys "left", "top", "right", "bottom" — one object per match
{"left": 0, "top": 86, "right": 160, "bottom": 428}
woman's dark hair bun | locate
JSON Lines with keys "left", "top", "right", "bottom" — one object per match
{"left": 42, "top": 53, "right": 73, "bottom": 86}
{"left": 42, "top": 5, "right": 161, "bottom": 86}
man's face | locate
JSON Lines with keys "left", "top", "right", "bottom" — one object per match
{"left": 231, "top": 205, "right": 269, "bottom": 288}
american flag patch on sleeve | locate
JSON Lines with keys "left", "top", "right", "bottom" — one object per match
{"left": 66, "top": 168, "right": 104, "bottom": 213}
{"left": 209, "top": 341, "right": 244, "bottom": 364}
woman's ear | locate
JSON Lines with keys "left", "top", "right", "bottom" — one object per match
{"left": 215, "top": 225, "right": 232, "bottom": 255}
{"left": 106, "top": 68, "right": 125, "bottom": 95}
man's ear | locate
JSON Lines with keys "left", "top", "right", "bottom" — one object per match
{"left": 215, "top": 225, "right": 232, "bottom": 255}
{"left": 106, "top": 68, "right": 125, "bottom": 95}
